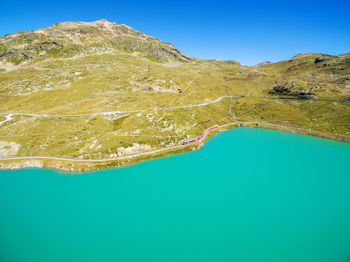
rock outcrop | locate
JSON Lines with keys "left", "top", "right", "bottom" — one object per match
{"left": 0, "top": 141, "right": 20, "bottom": 157}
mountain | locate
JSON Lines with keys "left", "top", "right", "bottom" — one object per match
{"left": 0, "top": 19, "right": 349, "bottom": 171}
{"left": 0, "top": 19, "right": 192, "bottom": 64}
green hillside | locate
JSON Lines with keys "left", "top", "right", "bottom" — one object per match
{"left": 0, "top": 19, "right": 349, "bottom": 171}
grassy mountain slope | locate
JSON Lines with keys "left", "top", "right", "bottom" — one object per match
{"left": 0, "top": 20, "right": 349, "bottom": 171}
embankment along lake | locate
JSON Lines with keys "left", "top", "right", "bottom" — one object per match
{"left": 0, "top": 127, "right": 350, "bottom": 262}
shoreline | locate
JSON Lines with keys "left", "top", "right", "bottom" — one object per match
{"left": 0, "top": 122, "right": 349, "bottom": 173}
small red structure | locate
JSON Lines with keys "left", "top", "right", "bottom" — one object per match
{"left": 183, "top": 125, "right": 219, "bottom": 145}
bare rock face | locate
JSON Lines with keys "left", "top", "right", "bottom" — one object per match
{"left": 253, "top": 61, "right": 271, "bottom": 67}
{"left": 0, "top": 141, "right": 21, "bottom": 157}
{"left": 117, "top": 143, "right": 152, "bottom": 157}
{"left": 268, "top": 82, "right": 315, "bottom": 99}
{"left": 315, "top": 57, "right": 326, "bottom": 63}
{"left": 291, "top": 53, "right": 314, "bottom": 59}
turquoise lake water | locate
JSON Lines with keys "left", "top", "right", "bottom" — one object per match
{"left": 0, "top": 127, "right": 350, "bottom": 262}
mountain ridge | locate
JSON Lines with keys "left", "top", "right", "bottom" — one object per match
{"left": 2, "top": 19, "right": 349, "bottom": 66}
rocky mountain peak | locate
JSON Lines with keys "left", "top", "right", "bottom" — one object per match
{"left": 89, "top": 19, "right": 116, "bottom": 26}
{"left": 95, "top": 19, "right": 110, "bottom": 23}
{"left": 291, "top": 53, "right": 315, "bottom": 59}
{"left": 253, "top": 61, "right": 271, "bottom": 67}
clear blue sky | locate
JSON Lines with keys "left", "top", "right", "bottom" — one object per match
{"left": 0, "top": 0, "right": 349, "bottom": 65}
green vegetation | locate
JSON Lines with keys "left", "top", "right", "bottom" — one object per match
{"left": 0, "top": 20, "right": 349, "bottom": 171}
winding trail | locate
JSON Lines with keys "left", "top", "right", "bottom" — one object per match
{"left": 0, "top": 96, "right": 238, "bottom": 120}
{"left": 0, "top": 114, "right": 13, "bottom": 126}
{"left": 1, "top": 121, "right": 349, "bottom": 163}
{"left": 0, "top": 145, "right": 186, "bottom": 162}
{"left": 0, "top": 95, "right": 236, "bottom": 163}
{"left": 0, "top": 122, "right": 222, "bottom": 162}
{"left": 1, "top": 93, "right": 349, "bottom": 164}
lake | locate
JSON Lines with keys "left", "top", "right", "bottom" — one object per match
{"left": 0, "top": 127, "right": 350, "bottom": 262}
